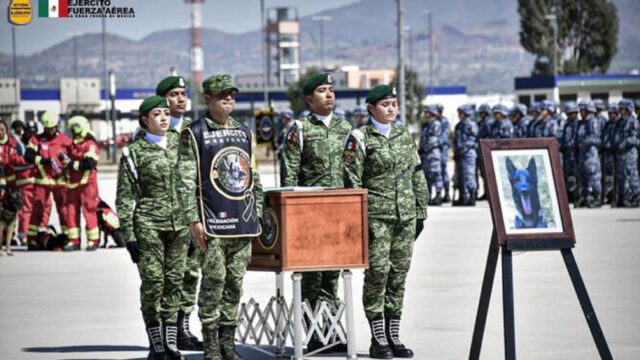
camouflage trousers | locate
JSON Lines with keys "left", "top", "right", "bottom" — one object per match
{"left": 422, "top": 153, "right": 443, "bottom": 195}
{"left": 180, "top": 251, "right": 201, "bottom": 313}
{"left": 302, "top": 270, "right": 341, "bottom": 310}
{"left": 135, "top": 226, "right": 189, "bottom": 325}
{"left": 615, "top": 149, "right": 640, "bottom": 207}
{"left": 442, "top": 147, "right": 450, "bottom": 191}
{"left": 363, "top": 218, "right": 415, "bottom": 320}
{"left": 579, "top": 150, "right": 602, "bottom": 204}
{"left": 458, "top": 153, "right": 478, "bottom": 193}
{"left": 198, "top": 237, "right": 252, "bottom": 328}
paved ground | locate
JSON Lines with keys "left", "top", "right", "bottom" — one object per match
{"left": 1, "top": 169, "right": 639, "bottom": 360}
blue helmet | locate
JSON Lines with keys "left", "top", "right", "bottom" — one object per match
{"left": 457, "top": 104, "right": 474, "bottom": 116}
{"left": 334, "top": 108, "right": 346, "bottom": 117}
{"left": 492, "top": 103, "right": 509, "bottom": 116}
{"left": 607, "top": 104, "right": 619, "bottom": 113}
{"left": 541, "top": 100, "right": 556, "bottom": 112}
{"left": 435, "top": 103, "right": 444, "bottom": 113}
{"left": 618, "top": 99, "right": 635, "bottom": 112}
{"left": 279, "top": 108, "right": 293, "bottom": 119}
{"left": 353, "top": 105, "right": 367, "bottom": 116}
{"left": 592, "top": 99, "right": 606, "bottom": 111}
{"left": 564, "top": 102, "right": 579, "bottom": 114}
{"left": 300, "top": 110, "right": 311, "bottom": 118}
{"left": 578, "top": 100, "right": 596, "bottom": 112}
{"left": 478, "top": 103, "right": 491, "bottom": 114}
{"left": 424, "top": 104, "right": 438, "bottom": 115}
{"left": 510, "top": 104, "right": 526, "bottom": 116}
{"left": 530, "top": 102, "right": 541, "bottom": 113}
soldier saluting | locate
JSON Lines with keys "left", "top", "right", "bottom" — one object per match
{"left": 176, "top": 74, "right": 263, "bottom": 360}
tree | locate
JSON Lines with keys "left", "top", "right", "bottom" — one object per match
{"left": 286, "top": 67, "right": 321, "bottom": 116}
{"left": 518, "top": 0, "right": 618, "bottom": 75}
{"left": 391, "top": 65, "right": 424, "bottom": 125}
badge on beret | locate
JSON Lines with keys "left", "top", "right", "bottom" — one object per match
{"left": 392, "top": 87, "right": 397, "bottom": 96}
{"left": 327, "top": 75, "right": 333, "bottom": 84}
{"left": 179, "top": 78, "right": 185, "bottom": 87}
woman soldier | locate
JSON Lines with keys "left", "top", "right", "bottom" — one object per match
{"left": 343, "top": 85, "right": 428, "bottom": 359}
{"left": 116, "top": 95, "right": 189, "bottom": 360}
{"left": 61, "top": 116, "right": 100, "bottom": 250}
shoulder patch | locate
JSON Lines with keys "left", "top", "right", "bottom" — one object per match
{"left": 346, "top": 129, "right": 366, "bottom": 154}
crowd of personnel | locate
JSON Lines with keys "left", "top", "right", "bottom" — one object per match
{"left": 418, "top": 99, "right": 640, "bottom": 208}
{"left": 0, "top": 114, "right": 123, "bottom": 256}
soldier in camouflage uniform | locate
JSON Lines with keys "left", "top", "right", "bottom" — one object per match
{"left": 175, "top": 74, "right": 264, "bottom": 360}
{"left": 155, "top": 76, "right": 204, "bottom": 351}
{"left": 453, "top": 105, "right": 479, "bottom": 206}
{"left": 612, "top": 99, "right": 640, "bottom": 207}
{"left": 419, "top": 105, "right": 443, "bottom": 205}
{"left": 576, "top": 100, "right": 602, "bottom": 208}
{"left": 601, "top": 104, "right": 619, "bottom": 205}
{"left": 490, "top": 104, "right": 514, "bottom": 139}
{"left": 560, "top": 102, "right": 580, "bottom": 205}
{"left": 527, "top": 102, "right": 542, "bottom": 138}
{"left": 116, "top": 95, "right": 189, "bottom": 360}
{"left": 280, "top": 73, "right": 352, "bottom": 353}
{"left": 343, "top": 85, "right": 428, "bottom": 359}
{"left": 510, "top": 104, "right": 530, "bottom": 139}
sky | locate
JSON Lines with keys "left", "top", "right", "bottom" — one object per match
{"left": 0, "top": 0, "right": 360, "bottom": 55}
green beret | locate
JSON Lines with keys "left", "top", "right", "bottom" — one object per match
{"left": 155, "top": 76, "right": 186, "bottom": 96}
{"left": 302, "top": 73, "right": 333, "bottom": 96}
{"left": 202, "top": 74, "right": 239, "bottom": 93}
{"left": 139, "top": 95, "right": 169, "bottom": 116}
{"left": 366, "top": 85, "right": 397, "bottom": 104}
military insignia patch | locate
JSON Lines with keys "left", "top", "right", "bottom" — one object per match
{"left": 178, "top": 77, "right": 185, "bottom": 87}
{"left": 345, "top": 150, "right": 354, "bottom": 163}
{"left": 346, "top": 140, "right": 356, "bottom": 150}
{"left": 210, "top": 147, "right": 252, "bottom": 199}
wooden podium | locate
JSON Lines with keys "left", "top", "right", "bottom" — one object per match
{"left": 241, "top": 188, "right": 368, "bottom": 359}
{"left": 250, "top": 188, "right": 369, "bottom": 272}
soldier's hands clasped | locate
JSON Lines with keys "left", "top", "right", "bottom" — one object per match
{"left": 125, "top": 241, "right": 140, "bottom": 263}
{"left": 189, "top": 222, "right": 207, "bottom": 253}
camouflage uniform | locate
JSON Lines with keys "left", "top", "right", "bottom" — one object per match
{"left": 175, "top": 115, "right": 264, "bottom": 330}
{"left": 419, "top": 117, "right": 443, "bottom": 201}
{"left": 343, "top": 120, "right": 428, "bottom": 319}
{"left": 453, "top": 112, "right": 479, "bottom": 203}
{"left": 560, "top": 109, "right": 579, "bottom": 204}
{"left": 281, "top": 113, "right": 352, "bottom": 309}
{"left": 600, "top": 109, "right": 618, "bottom": 205}
{"left": 490, "top": 119, "right": 514, "bottom": 139}
{"left": 436, "top": 109, "right": 451, "bottom": 199}
{"left": 510, "top": 104, "right": 530, "bottom": 139}
{"left": 577, "top": 112, "right": 602, "bottom": 207}
{"left": 116, "top": 130, "right": 189, "bottom": 325}
{"left": 612, "top": 109, "right": 640, "bottom": 207}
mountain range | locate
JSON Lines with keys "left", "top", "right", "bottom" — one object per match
{"left": 1, "top": 0, "right": 638, "bottom": 94}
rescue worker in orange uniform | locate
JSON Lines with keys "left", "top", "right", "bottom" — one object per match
{"left": 24, "top": 112, "right": 72, "bottom": 250}
{"left": 14, "top": 120, "right": 39, "bottom": 246}
{"left": 61, "top": 116, "right": 100, "bottom": 250}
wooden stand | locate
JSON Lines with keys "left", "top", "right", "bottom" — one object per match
{"left": 468, "top": 230, "right": 613, "bottom": 360}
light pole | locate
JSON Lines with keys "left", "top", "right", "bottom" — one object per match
{"left": 423, "top": 10, "right": 434, "bottom": 95}
{"left": 101, "top": 16, "right": 110, "bottom": 152}
{"left": 73, "top": 34, "right": 79, "bottom": 111}
{"left": 545, "top": 12, "right": 559, "bottom": 102}
{"left": 312, "top": 15, "right": 331, "bottom": 70}
{"left": 11, "top": 26, "right": 19, "bottom": 120}
{"left": 109, "top": 70, "right": 117, "bottom": 163}
{"left": 261, "top": 0, "right": 268, "bottom": 106}
{"left": 397, "top": 0, "right": 406, "bottom": 125}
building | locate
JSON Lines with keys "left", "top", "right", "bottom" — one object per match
{"left": 515, "top": 74, "right": 640, "bottom": 105}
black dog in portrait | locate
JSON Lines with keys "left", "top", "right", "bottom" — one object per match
{"left": 506, "top": 157, "right": 547, "bottom": 229}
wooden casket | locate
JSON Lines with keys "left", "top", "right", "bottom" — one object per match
{"left": 249, "top": 188, "right": 369, "bottom": 272}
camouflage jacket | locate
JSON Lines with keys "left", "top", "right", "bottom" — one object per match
{"left": 116, "top": 131, "right": 184, "bottom": 243}
{"left": 175, "top": 116, "right": 263, "bottom": 226}
{"left": 344, "top": 121, "right": 429, "bottom": 221}
{"left": 281, "top": 114, "right": 352, "bottom": 187}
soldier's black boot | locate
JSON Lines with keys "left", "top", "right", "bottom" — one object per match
{"left": 443, "top": 189, "right": 450, "bottom": 203}
{"left": 177, "top": 311, "right": 203, "bottom": 350}
{"left": 219, "top": 326, "right": 243, "bottom": 360}
{"left": 385, "top": 315, "right": 414, "bottom": 358}
{"left": 367, "top": 316, "right": 393, "bottom": 359}
{"left": 146, "top": 323, "right": 168, "bottom": 360}
{"left": 468, "top": 191, "right": 477, "bottom": 206}
{"left": 429, "top": 192, "right": 442, "bottom": 206}
{"left": 203, "top": 327, "right": 223, "bottom": 360}
{"left": 163, "top": 323, "right": 186, "bottom": 360}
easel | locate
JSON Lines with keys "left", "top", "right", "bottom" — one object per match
{"left": 468, "top": 231, "right": 612, "bottom": 360}
{"left": 470, "top": 138, "right": 613, "bottom": 360}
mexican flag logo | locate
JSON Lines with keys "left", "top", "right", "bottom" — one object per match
{"left": 38, "top": 0, "right": 68, "bottom": 17}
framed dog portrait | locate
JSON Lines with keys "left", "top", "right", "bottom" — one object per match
{"left": 480, "top": 138, "right": 575, "bottom": 249}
